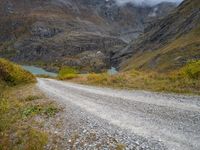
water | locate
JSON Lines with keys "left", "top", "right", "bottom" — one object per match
{"left": 107, "top": 67, "right": 118, "bottom": 75}
{"left": 22, "top": 65, "right": 57, "bottom": 77}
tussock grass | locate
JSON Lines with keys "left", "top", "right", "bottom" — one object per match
{"left": 22, "top": 103, "right": 59, "bottom": 118}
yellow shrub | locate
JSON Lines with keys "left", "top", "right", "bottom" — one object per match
{"left": 58, "top": 66, "right": 78, "bottom": 80}
{"left": 0, "top": 58, "right": 36, "bottom": 85}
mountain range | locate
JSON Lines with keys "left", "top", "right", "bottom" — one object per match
{"left": 0, "top": 0, "right": 199, "bottom": 73}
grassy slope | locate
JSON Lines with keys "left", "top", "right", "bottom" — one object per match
{"left": 0, "top": 59, "right": 59, "bottom": 149}
{"left": 123, "top": 26, "right": 200, "bottom": 72}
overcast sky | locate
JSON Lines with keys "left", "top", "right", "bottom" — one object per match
{"left": 115, "top": 0, "right": 183, "bottom": 6}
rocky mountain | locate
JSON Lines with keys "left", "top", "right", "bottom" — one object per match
{"left": 114, "top": 0, "right": 200, "bottom": 72}
{"left": 0, "top": 0, "right": 176, "bottom": 72}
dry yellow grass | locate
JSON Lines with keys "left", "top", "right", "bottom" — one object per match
{"left": 0, "top": 84, "right": 59, "bottom": 149}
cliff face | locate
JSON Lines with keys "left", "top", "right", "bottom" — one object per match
{"left": 114, "top": 0, "right": 200, "bottom": 72}
{"left": 0, "top": 0, "right": 176, "bottom": 72}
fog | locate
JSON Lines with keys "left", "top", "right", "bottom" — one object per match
{"left": 115, "top": 0, "right": 183, "bottom": 6}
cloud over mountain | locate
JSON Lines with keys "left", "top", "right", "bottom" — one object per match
{"left": 115, "top": 0, "right": 183, "bottom": 6}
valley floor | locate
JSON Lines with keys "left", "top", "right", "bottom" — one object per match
{"left": 37, "top": 78, "right": 200, "bottom": 150}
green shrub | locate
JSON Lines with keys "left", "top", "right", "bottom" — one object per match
{"left": 58, "top": 66, "right": 78, "bottom": 80}
{"left": 0, "top": 58, "right": 36, "bottom": 85}
{"left": 21, "top": 104, "right": 59, "bottom": 118}
{"left": 21, "top": 106, "right": 41, "bottom": 118}
{"left": 183, "top": 60, "right": 200, "bottom": 79}
{"left": 43, "top": 105, "right": 59, "bottom": 117}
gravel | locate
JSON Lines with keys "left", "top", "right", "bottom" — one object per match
{"left": 37, "top": 78, "right": 200, "bottom": 150}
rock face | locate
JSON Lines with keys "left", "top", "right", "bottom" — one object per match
{"left": 113, "top": 0, "right": 200, "bottom": 72}
{"left": 0, "top": 0, "right": 176, "bottom": 72}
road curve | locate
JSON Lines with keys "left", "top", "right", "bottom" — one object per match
{"left": 37, "top": 78, "right": 200, "bottom": 150}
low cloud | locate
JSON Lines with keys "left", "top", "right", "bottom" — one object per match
{"left": 115, "top": 0, "right": 183, "bottom": 6}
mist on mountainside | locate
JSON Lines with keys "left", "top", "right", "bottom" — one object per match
{"left": 115, "top": 0, "right": 183, "bottom": 6}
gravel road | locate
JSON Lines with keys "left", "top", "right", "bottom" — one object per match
{"left": 37, "top": 78, "right": 200, "bottom": 150}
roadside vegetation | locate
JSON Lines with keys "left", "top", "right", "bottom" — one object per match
{"left": 0, "top": 58, "right": 36, "bottom": 85}
{"left": 58, "top": 66, "right": 78, "bottom": 80}
{"left": 71, "top": 60, "right": 200, "bottom": 95}
{"left": 0, "top": 58, "right": 59, "bottom": 149}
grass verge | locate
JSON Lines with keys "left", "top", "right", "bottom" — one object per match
{"left": 72, "top": 60, "right": 200, "bottom": 95}
{"left": 0, "top": 84, "right": 59, "bottom": 149}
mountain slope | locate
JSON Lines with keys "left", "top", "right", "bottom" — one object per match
{"left": 114, "top": 0, "right": 200, "bottom": 72}
{"left": 0, "top": 0, "right": 176, "bottom": 72}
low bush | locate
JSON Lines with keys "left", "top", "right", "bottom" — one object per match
{"left": 0, "top": 58, "right": 36, "bottom": 85}
{"left": 21, "top": 103, "right": 59, "bottom": 118}
{"left": 58, "top": 66, "right": 78, "bottom": 80}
